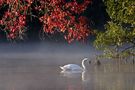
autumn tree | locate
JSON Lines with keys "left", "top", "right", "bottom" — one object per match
{"left": 94, "top": 0, "right": 135, "bottom": 60}
{"left": 0, "top": 0, "right": 92, "bottom": 43}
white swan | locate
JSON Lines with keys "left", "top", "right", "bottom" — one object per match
{"left": 60, "top": 58, "right": 88, "bottom": 71}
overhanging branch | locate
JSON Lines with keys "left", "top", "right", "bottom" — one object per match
{"left": 121, "top": 45, "right": 135, "bottom": 53}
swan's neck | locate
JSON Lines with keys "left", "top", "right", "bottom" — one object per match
{"left": 82, "top": 60, "right": 86, "bottom": 70}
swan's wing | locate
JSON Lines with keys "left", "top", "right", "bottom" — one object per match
{"left": 60, "top": 64, "right": 83, "bottom": 71}
{"left": 60, "top": 66, "right": 69, "bottom": 70}
{"left": 60, "top": 64, "right": 72, "bottom": 71}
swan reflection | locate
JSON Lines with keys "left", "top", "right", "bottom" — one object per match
{"left": 60, "top": 70, "right": 90, "bottom": 82}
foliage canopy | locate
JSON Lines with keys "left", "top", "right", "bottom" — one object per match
{"left": 95, "top": 0, "right": 135, "bottom": 59}
{"left": 0, "top": 0, "right": 91, "bottom": 42}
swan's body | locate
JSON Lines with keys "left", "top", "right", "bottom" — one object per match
{"left": 60, "top": 58, "right": 88, "bottom": 71}
{"left": 60, "top": 64, "right": 83, "bottom": 71}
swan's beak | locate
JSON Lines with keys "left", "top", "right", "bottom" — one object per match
{"left": 89, "top": 60, "right": 91, "bottom": 64}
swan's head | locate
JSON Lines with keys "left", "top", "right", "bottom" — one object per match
{"left": 82, "top": 58, "right": 91, "bottom": 64}
{"left": 83, "top": 58, "right": 88, "bottom": 61}
{"left": 82, "top": 58, "right": 89, "bottom": 64}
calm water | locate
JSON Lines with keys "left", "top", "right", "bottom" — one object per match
{"left": 0, "top": 43, "right": 135, "bottom": 90}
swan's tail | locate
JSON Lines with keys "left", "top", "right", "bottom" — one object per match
{"left": 59, "top": 66, "right": 64, "bottom": 70}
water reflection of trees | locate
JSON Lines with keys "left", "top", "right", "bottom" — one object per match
{"left": 89, "top": 64, "right": 135, "bottom": 90}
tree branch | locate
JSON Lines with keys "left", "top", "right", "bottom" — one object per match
{"left": 121, "top": 45, "right": 135, "bottom": 53}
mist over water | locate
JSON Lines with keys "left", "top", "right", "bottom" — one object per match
{"left": 0, "top": 42, "right": 135, "bottom": 90}
{"left": 0, "top": 42, "right": 96, "bottom": 63}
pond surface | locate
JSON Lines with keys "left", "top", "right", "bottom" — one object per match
{"left": 0, "top": 42, "right": 135, "bottom": 90}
